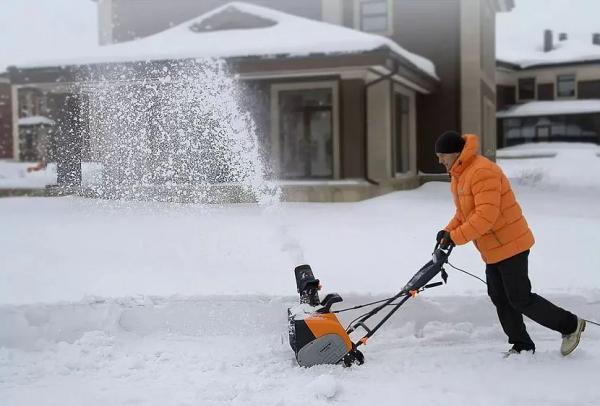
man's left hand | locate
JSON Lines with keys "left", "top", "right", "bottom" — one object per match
{"left": 439, "top": 230, "right": 454, "bottom": 248}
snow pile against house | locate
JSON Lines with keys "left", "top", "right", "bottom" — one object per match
{"left": 496, "top": 0, "right": 600, "bottom": 67}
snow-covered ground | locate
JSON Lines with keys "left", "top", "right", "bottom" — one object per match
{"left": 1, "top": 143, "right": 600, "bottom": 405}
{"left": 0, "top": 162, "right": 103, "bottom": 190}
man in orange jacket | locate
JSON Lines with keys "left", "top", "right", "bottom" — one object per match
{"left": 434, "top": 130, "right": 585, "bottom": 357}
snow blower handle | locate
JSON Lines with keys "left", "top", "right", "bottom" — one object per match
{"left": 433, "top": 242, "right": 454, "bottom": 264}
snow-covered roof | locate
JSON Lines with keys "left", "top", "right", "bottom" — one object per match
{"left": 18, "top": 116, "right": 55, "bottom": 126}
{"left": 496, "top": 0, "right": 600, "bottom": 68}
{"left": 496, "top": 99, "right": 600, "bottom": 118}
{"left": 14, "top": 2, "right": 437, "bottom": 80}
{"left": 0, "top": 0, "right": 98, "bottom": 73}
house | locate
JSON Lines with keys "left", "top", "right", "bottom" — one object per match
{"left": 7, "top": 0, "right": 514, "bottom": 201}
{"left": 495, "top": 1, "right": 600, "bottom": 147}
{"left": 96, "top": 0, "right": 514, "bottom": 171}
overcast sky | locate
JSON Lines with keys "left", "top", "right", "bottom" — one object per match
{"left": 1, "top": 0, "right": 599, "bottom": 72}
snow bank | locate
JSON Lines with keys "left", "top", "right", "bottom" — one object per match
{"left": 0, "top": 162, "right": 102, "bottom": 189}
{"left": 497, "top": 142, "right": 600, "bottom": 190}
{"left": 1, "top": 294, "right": 599, "bottom": 406}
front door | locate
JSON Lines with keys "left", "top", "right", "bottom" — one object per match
{"left": 535, "top": 125, "right": 551, "bottom": 142}
{"left": 279, "top": 89, "right": 333, "bottom": 179}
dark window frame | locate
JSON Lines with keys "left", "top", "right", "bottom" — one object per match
{"left": 518, "top": 77, "right": 536, "bottom": 101}
{"left": 556, "top": 74, "right": 576, "bottom": 99}
{"left": 358, "top": 0, "right": 390, "bottom": 34}
{"left": 277, "top": 88, "right": 334, "bottom": 180}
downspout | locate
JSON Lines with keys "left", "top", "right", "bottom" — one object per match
{"left": 363, "top": 65, "right": 397, "bottom": 185}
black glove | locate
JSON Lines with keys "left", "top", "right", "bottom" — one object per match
{"left": 436, "top": 229, "right": 453, "bottom": 248}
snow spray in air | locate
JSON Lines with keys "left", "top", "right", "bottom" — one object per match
{"left": 82, "top": 58, "right": 280, "bottom": 205}
{"left": 80, "top": 58, "right": 304, "bottom": 264}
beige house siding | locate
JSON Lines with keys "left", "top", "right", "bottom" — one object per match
{"left": 366, "top": 78, "right": 391, "bottom": 181}
{"left": 500, "top": 64, "right": 600, "bottom": 85}
{"left": 392, "top": 82, "right": 417, "bottom": 177}
{"left": 340, "top": 79, "right": 365, "bottom": 178}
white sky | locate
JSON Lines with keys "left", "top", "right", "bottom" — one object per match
{"left": 0, "top": 0, "right": 98, "bottom": 72}
{"left": 1, "top": 1, "right": 599, "bottom": 72}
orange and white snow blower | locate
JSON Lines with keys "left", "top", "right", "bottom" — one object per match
{"left": 288, "top": 244, "right": 453, "bottom": 367}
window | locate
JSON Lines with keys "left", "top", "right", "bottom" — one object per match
{"left": 518, "top": 78, "right": 536, "bottom": 100}
{"left": 278, "top": 89, "right": 334, "bottom": 179}
{"left": 557, "top": 74, "right": 576, "bottom": 98}
{"left": 358, "top": 0, "right": 390, "bottom": 33}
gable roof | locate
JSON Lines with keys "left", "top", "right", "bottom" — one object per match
{"left": 12, "top": 2, "right": 437, "bottom": 80}
{"left": 496, "top": 0, "right": 600, "bottom": 69}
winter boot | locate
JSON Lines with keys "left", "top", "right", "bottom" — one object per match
{"left": 561, "top": 318, "right": 586, "bottom": 356}
{"left": 503, "top": 345, "right": 535, "bottom": 358}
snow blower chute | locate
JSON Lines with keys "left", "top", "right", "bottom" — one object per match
{"left": 288, "top": 244, "right": 453, "bottom": 367}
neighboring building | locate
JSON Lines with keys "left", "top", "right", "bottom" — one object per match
{"left": 496, "top": 55, "right": 600, "bottom": 146}
{"left": 7, "top": 0, "right": 514, "bottom": 201}
{"left": 495, "top": 1, "right": 600, "bottom": 147}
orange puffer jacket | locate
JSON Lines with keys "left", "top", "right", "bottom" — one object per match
{"left": 445, "top": 134, "right": 534, "bottom": 264}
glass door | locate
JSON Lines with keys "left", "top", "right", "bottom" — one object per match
{"left": 535, "top": 125, "right": 551, "bottom": 142}
{"left": 279, "top": 89, "right": 333, "bottom": 179}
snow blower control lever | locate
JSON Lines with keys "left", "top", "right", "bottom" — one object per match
{"left": 288, "top": 244, "right": 453, "bottom": 367}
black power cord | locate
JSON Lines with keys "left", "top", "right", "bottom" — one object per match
{"left": 447, "top": 261, "right": 487, "bottom": 285}
{"left": 447, "top": 260, "right": 600, "bottom": 329}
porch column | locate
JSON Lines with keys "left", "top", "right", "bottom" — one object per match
{"left": 56, "top": 93, "right": 82, "bottom": 187}
{"left": 11, "top": 85, "right": 19, "bottom": 160}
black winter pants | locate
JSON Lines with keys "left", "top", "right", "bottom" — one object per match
{"left": 485, "top": 250, "right": 578, "bottom": 351}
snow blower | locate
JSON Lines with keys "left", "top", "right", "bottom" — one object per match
{"left": 287, "top": 244, "right": 453, "bottom": 367}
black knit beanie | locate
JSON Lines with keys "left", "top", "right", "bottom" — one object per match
{"left": 435, "top": 131, "right": 465, "bottom": 154}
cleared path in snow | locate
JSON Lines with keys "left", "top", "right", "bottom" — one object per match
{"left": 1, "top": 294, "right": 599, "bottom": 406}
